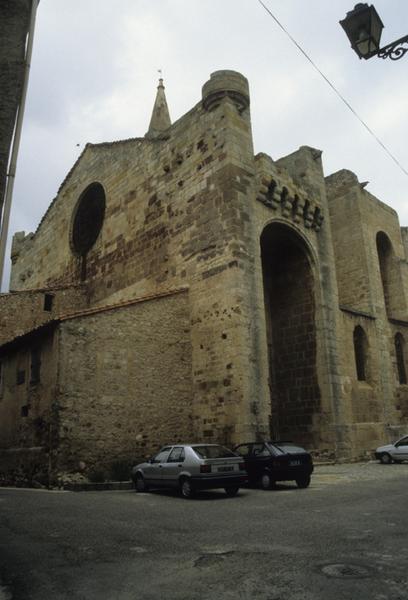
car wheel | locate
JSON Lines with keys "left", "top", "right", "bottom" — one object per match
{"left": 380, "top": 453, "right": 393, "bottom": 465}
{"left": 224, "top": 486, "right": 239, "bottom": 497}
{"left": 296, "top": 475, "right": 311, "bottom": 489}
{"left": 135, "top": 474, "right": 149, "bottom": 492}
{"left": 260, "top": 471, "right": 273, "bottom": 490}
{"left": 180, "top": 477, "right": 194, "bottom": 499}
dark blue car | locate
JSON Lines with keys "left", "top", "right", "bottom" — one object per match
{"left": 234, "top": 441, "right": 313, "bottom": 490}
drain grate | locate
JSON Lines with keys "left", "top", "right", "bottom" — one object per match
{"left": 194, "top": 551, "right": 235, "bottom": 568}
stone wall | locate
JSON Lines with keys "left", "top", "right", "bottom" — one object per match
{"left": 389, "top": 320, "right": 408, "bottom": 421}
{"left": 0, "top": 284, "right": 88, "bottom": 345}
{"left": 5, "top": 70, "right": 408, "bottom": 462}
{"left": 0, "top": 325, "right": 57, "bottom": 449}
{"left": 326, "top": 169, "right": 408, "bottom": 456}
{"left": 10, "top": 71, "right": 272, "bottom": 445}
{"left": 54, "top": 289, "right": 193, "bottom": 477}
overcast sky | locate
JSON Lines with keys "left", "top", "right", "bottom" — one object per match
{"left": 5, "top": 0, "right": 408, "bottom": 290}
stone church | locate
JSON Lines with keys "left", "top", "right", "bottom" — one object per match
{"left": 1, "top": 70, "right": 407, "bottom": 484}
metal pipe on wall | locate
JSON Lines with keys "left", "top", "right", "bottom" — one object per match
{"left": 0, "top": 0, "right": 40, "bottom": 290}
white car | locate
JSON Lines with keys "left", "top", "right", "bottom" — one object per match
{"left": 375, "top": 435, "right": 408, "bottom": 464}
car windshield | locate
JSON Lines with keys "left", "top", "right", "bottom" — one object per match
{"left": 270, "top": 443, "right": 306, "bottom": 455}
{"left": 192, "top": 445, "right": 237, "bottom": 459}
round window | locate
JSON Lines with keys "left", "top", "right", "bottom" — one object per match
{"left": 72, "top": 183, "right": 105, "bottom": 256}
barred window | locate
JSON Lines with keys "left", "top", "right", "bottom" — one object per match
{"left": 43, "top": 294, "right": 54, "bottom": 312}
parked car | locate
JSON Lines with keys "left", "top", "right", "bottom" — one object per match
{"left": 234, "top": 441, "right": 313, "bottom": 490}
{"left": 131, "top": 444, "right": 247, "bottom": 498}
{"left": 375, "top": 435, "right": 408, "bottom": 464}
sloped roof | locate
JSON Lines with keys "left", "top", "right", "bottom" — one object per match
{"left": 0, "top": 286, "right": 188, "bottom": 355}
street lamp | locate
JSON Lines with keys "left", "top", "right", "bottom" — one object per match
{"left": 340, "top": 3, "right": 408, "bottom": 60}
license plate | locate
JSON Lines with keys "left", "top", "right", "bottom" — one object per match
{"left": 290, "top": 460, "right": 301, "bottom": 466}
{"left": 218, "top": 466, "right": 234, "bottom": 472}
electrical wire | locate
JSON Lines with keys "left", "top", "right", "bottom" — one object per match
{"left": 257, "top": 0, "right": 408, "bottom": 178}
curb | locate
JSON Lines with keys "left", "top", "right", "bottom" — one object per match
{"left": 63, "top": 481, "right": 133, "bottom": 492}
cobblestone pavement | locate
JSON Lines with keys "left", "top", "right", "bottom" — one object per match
{"left": 1, "top": 461, "right": 407, "bottom": 600}
{"left": 312, "top": 460, "right": 408, "bottom": 487}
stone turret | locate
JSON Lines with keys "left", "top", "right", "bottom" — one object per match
{"left": 201, "top": 70, "right": 250, "bottom": 113}
{"left": 145, "top": 78, "right": 171, "bottom": 139}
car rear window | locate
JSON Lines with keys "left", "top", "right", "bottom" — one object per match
{"left": 272, "top": 443, "right": 306, "bottom": 454}
{"left": 192, "top": 445, "right": 237, "bottom": 459}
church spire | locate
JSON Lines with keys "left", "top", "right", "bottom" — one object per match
{"left": 145, "top": 78, "right": 171, "bottom": 138}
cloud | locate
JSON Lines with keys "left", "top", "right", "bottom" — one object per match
{"left": 3, "top": 0, "right": 408, "bottom": 292}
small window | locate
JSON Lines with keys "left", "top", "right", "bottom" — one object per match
{"left": 395, "top": 333, "right": 407, "bottom": 385}
{"left": 16, "top": 370, "right": 25, "bottom": 385}
{"left": 252, "top": 444, "right": 271, "bottom": 457}
{"left": 30, "top": 347, "right": 41, "bottom": 385}
{"left": 192, "top": 445, "right": 237, "bottom": 459}
{"left": 168, "top": 447, "right": 185, "bottom": 463}
{"left": 43, "top": 294, "right": 54, "bottom": 312}
{"left": 235, "top": 444, "right": 252, "bottom": 458}
{"left": 151, "top": 448, "right": 172, "bottom": 463}
{"left": 353, "top": 326, "right": 368, "bottom": 381}
{"left": 21, "top": 405, "right": 29, "bottom": 417}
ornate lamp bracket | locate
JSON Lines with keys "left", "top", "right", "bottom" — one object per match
{"left": 377, "top": 36, "right": 408, "bottom": 60}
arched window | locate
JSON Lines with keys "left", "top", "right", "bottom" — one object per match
{"left": 376, "top": 232, "right": 394, "bottom": 315}
{"left": 395, "top": 333, "right": 407, "bottom": 385}
{"left": 353, "top": 326, "right": 368, "bottom": 381}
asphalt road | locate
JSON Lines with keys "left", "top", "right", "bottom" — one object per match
{"left": 1, "top": 462, "right": 408, "bottom": 600}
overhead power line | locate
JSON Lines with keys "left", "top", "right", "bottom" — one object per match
{"left": 257, "top": 0, "right": 408, "bottom": 178}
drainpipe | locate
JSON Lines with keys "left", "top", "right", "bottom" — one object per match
{"left": 0, "top": 0, "right": 40, "bottom": 290}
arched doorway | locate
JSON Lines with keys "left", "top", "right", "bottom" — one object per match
{"left": 261, "top": 223, "right": 320, "bottom": 446}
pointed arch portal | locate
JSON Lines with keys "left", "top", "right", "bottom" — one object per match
{"left": 261, "top": 223, "right": 320, "bottom": 446}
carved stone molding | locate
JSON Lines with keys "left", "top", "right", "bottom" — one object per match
{"left": 256, "top": 176, "right": 324, "bottom": 232}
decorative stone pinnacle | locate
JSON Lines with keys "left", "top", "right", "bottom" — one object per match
{"left": 145, "top": 77, "right": 171, "bottom": 139}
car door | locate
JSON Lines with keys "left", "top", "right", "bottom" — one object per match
{"left": 143, "top": 447, "right": 172, "bottom": 486}
{"left": 249, "top": 443, "right": 273, "bottom": 478}
{"left": 160, "top": 446, "right": 186, "bottom": 488}
{"left": 234, "top": 444, "right": 254, "bottom": 478}
{"left": 235, "top": 443, "right": 271, "bottom": 480}
{"left": 393, "top": 436, "right": 408, "bottom": 460}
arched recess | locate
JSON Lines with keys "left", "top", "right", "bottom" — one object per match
{"left": 376, "top": 232, "right": 399, "bottom": 316}
{"left": 71, "top": 182, "right": 106, "bottom": 281}
{"left": 261, "top": 222, "right": 320, "bottom": 446}
{"left": 353, "top": 325, "right": 369, "bottom": 381}
{"left": 395, "top": 332, "right": 407, "bottom": 385}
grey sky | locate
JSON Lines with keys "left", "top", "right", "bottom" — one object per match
{"left": 6, "top": 0, "right": 408, "bottom": 289}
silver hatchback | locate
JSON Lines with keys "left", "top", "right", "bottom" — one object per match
{"left": 131, "top": 444, "right": 247, "bottom": 498}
